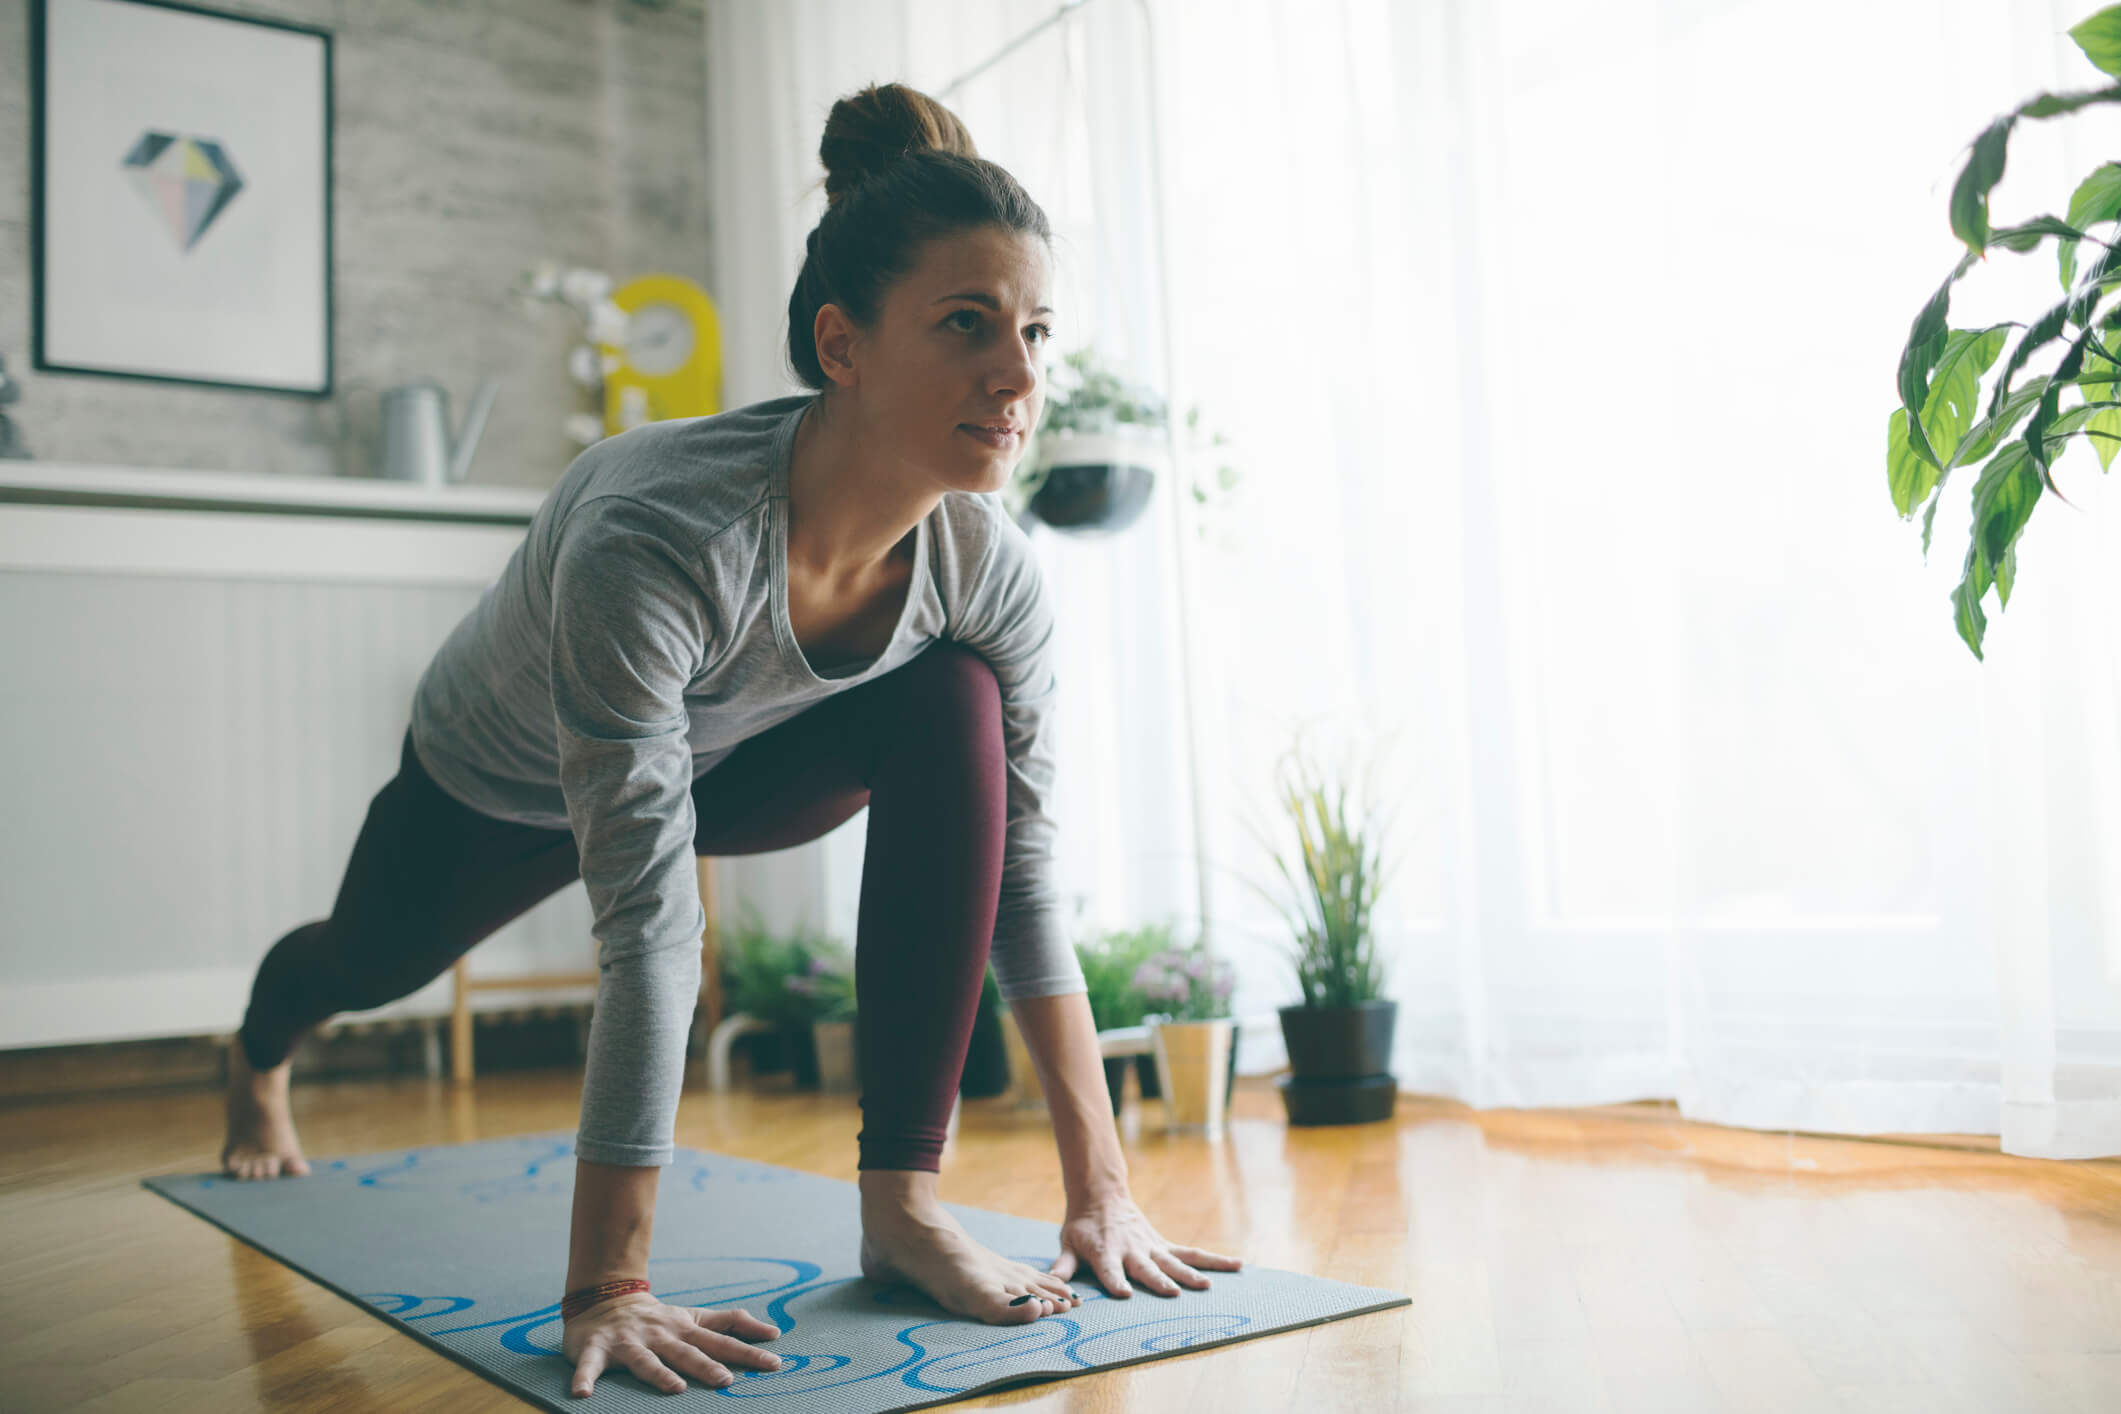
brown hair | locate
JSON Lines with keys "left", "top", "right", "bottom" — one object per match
{"left": 785, "top": 82, "right": 1054, "bottom": 390}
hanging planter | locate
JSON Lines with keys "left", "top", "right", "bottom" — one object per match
{"left": 1006, "top": 344, "right": 1239, "bottom": 540}
{"left": 1021, "top": 429, "right": 1164, "bottom": 537}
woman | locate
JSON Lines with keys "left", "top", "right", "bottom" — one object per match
{"left": 219, "top": 81, "right": 1242, "bottom": 1398}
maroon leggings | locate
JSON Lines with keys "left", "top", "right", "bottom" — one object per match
{"left": 237, "top": 639, "right": 1008, "bottom": 1172}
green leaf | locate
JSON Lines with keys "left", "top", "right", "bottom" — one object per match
{"left": 1997, "top": 541, "right": 2018, "bottom": 609}
{"left": 2087, "top": 405, "right": 2121, "bottom": 472}
{"left": 1953, "top": 570, "right": 1989, "bottom": 660}
{"left": 1897, "top": 251, "right": 1983, "bottom": 471}
{"left": 1967, "top": 440, "right": 2040, "bottom": 596}
{"left": 1950, "top": 377, "right": 2047, "bottom": 472}
{"left": 2061, "top": 163, "right": 2121, "bottom": 287}
{"left": 2020, "top": 271, "right": 2121, "bottom": 493}
{"left": 1988, "top": 298, "right": 2077, "bottom": 425}
{"left": 2069, "top": 5, "right": 2121, "bottom": 79}
{"left": 1950, "top": 114, "right": 2015, "bottom": 255}
{"left": 1918, "top": 325, "right": 2012, "bottom": 477}
{"left": 1989, "top": 214, "right": 2094, "bottom": 253}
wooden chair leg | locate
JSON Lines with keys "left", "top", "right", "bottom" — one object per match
{"left": 696, "top": 857, "right": 722, "bottom": 1082}
{"left": 698, "top": 856, "right": 721, "bottom": 1034}
{"left": 451, "top": 956, "right": 473, "bottom": 1085}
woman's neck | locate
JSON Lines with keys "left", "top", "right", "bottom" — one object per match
{"left": 786, "top": 397, "right": 936, "bottom": 588}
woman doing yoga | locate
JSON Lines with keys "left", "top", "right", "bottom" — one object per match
{"left": 217, "top": 81, "right": 1241, "bottom": 1398}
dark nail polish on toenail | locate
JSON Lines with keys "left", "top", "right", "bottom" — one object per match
{"left": 1009, "top": 1294, "right": 1035, "bottom": 1306}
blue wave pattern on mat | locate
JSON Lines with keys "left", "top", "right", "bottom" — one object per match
{"left": 147, "top": 1132, "right": 1407, "bottom": 1413}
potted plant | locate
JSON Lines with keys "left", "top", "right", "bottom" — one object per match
{"left": 1136, "top": 939, "right": 1239, "bottom": 1137}
{"left": 715, "top": 903, "right": 846, "bottom": 1089}
{"left": 1075, "top": 923, "right": 1162, "bottom": 1114}
{"left": 784, "top": 948, "right": 859, "bottom": 1094}
{"left": 1889, "top": 3, "right": 2121, "bottom": 660}
{"left": 1243, "top": 728, "right": 1404, "bottom": 1126}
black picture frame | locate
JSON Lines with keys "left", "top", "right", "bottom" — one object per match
{"left": 29, "top": 0, "right": 334, "bottom": 397}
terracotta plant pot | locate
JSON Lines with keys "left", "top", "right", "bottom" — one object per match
{"left": 1134, "top": 1027, "right": 1240, "bottom": 1114}
{"left": 811, "top": 1018, "right": 857, "bottom": 1094}
{"left": 1150, "top": 1017, "right": 1237, "bottom": 1137}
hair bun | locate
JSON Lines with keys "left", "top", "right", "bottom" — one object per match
{"left": 818, "top": 81, "right": 979, "bottom": 207}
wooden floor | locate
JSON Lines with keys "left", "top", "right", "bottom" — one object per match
{"left": 4, "top": 1066, "right": 2121, "bottom": 1413}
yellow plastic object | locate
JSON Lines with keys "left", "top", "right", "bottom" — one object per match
{"left": 599, "top": 274, "right": 723, "bottom": 434}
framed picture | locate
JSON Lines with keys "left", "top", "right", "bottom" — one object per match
{"left": 30, "top": 0, "right": 334, "bottom": 396}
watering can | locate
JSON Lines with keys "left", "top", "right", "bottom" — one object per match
{"left": 378, "top": 377, "right": 499, "bottom": 487}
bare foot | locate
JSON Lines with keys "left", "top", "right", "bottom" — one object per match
{"left": 858, "top": 1171, "right": 1082, "bottom": 1325}
{"left": 222, "top": 1035, "right": 311, "bottom": 1180}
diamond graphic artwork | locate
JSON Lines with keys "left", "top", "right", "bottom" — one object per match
{"left": 120, "top": 130, "right": 245, "bottom": 253}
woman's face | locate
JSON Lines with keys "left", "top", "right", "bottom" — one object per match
{"left": 818, "top": 224, "right": 1055, "bottom": 495}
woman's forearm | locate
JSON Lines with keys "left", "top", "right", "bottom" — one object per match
{"left": 1008, "top": 989, "right": 1131, "bottom": 1208}
{"left": 567, "top": 1157, "right": 660, "bottom": 1290}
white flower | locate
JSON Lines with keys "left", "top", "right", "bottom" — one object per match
{"left": 528, "top": 260, "right": 562, "bottom": 299}
{"left": 587, "top": 298, "right": 631, "bottom": 348}
{"left": 563, "top": 412, "right": 606, "bottom": 446}
{"left": 568, "top": 343, "right": 603, "bottom": 389}
{"left": 559, "top": 267, "right": 612, "bottom": 310}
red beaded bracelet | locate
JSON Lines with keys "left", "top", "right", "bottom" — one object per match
{"left": 560, "top": 1277, "right": 652, "bottom": 1321}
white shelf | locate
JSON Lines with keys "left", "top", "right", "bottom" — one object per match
{"left": 0, "top": 459, "right": 549, "bottom": 524}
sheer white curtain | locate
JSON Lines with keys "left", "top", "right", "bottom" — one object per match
{"left": 707, "top": 0, "right": 2121, "bottom": 1158}
{"left": 700, "top": 0, "right": 1203, "bottom": 995}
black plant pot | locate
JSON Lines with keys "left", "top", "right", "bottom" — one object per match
{"left": 781, "top": 1022, "right": 820, "bottom": 1089}
{"left": 1027, "top": 459, "right": 1156, "bottom": 536}
{"left": 742, "top": 1027, "right": 789, "bottom": 1075}
{"left": 1102, "top": 1056, "right": 1131, "bottom": 1116}
{"left": 1277, "top": 1001, "right": 1397, "bottom": 1125}
{"left": 959, "top": 985, "right": 1011, "bottom": 1099}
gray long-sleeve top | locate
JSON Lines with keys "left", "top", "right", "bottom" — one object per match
{"left": 407, "top": 393, "right": 1085, "bottom": 1166}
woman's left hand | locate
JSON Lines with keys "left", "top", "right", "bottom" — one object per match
{"left": 1048, "top": 1194, "right": 1243, "bottom": 1298}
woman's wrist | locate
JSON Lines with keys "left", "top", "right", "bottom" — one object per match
{"left": 567, "top": 1155, "right": 661, "bottom": 1294}
{"left": 560, "top": 1277, "right": 652, "bottom": 1321}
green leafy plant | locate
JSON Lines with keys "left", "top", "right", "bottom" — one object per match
{"left": 783, "top": 951, "right": 857, "bottom": 1024}
{"left": 1890, "top": 4, "right": 2121, "bottom": 659}
{"left": 1074, "top": 920, "right": 1178, "bottom": 1030}
{"left": 1132, "top": 939, "right": 1236, "bottom": 1023}
{"left": 1239, "top": 727, "right": 1402, "bottom": 1009}
{"left": 717, "top": 902, "right": 853, "bottom": 1027}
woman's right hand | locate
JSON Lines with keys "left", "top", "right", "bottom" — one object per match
{"left": 563, "top": 1292, "right": 784, "bottom": 1398}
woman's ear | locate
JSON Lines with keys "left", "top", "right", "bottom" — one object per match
{"left": 813, "top": 303, "right": 861, "bottom": 390}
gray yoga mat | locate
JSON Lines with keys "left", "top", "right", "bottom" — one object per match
{"left": 144, "top": 1131, "right": 1407, "bottom": 1412}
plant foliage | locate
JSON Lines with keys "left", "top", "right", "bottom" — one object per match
{"left": 1074, "top": 920, "right": 1176, "bottom": 1030}
{"left": 1891, "top": 4, "right": 2121, "bottom": 659}
{"left": 1238, "top": 727, "right": 1402, "bottom": 1009}
{"left": 716, "top": 902, "right": 855, "bottom": 1026}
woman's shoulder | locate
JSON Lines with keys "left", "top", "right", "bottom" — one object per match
{"left": 930, "top": 490, "right": 1028, "bottom": 576}
{"left": 557, "top": 396, "right": 809, "bottom": 549}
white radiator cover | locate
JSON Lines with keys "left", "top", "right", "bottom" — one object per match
{"left": 0, "top": 468, "right": 602, "bottom": 1050}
